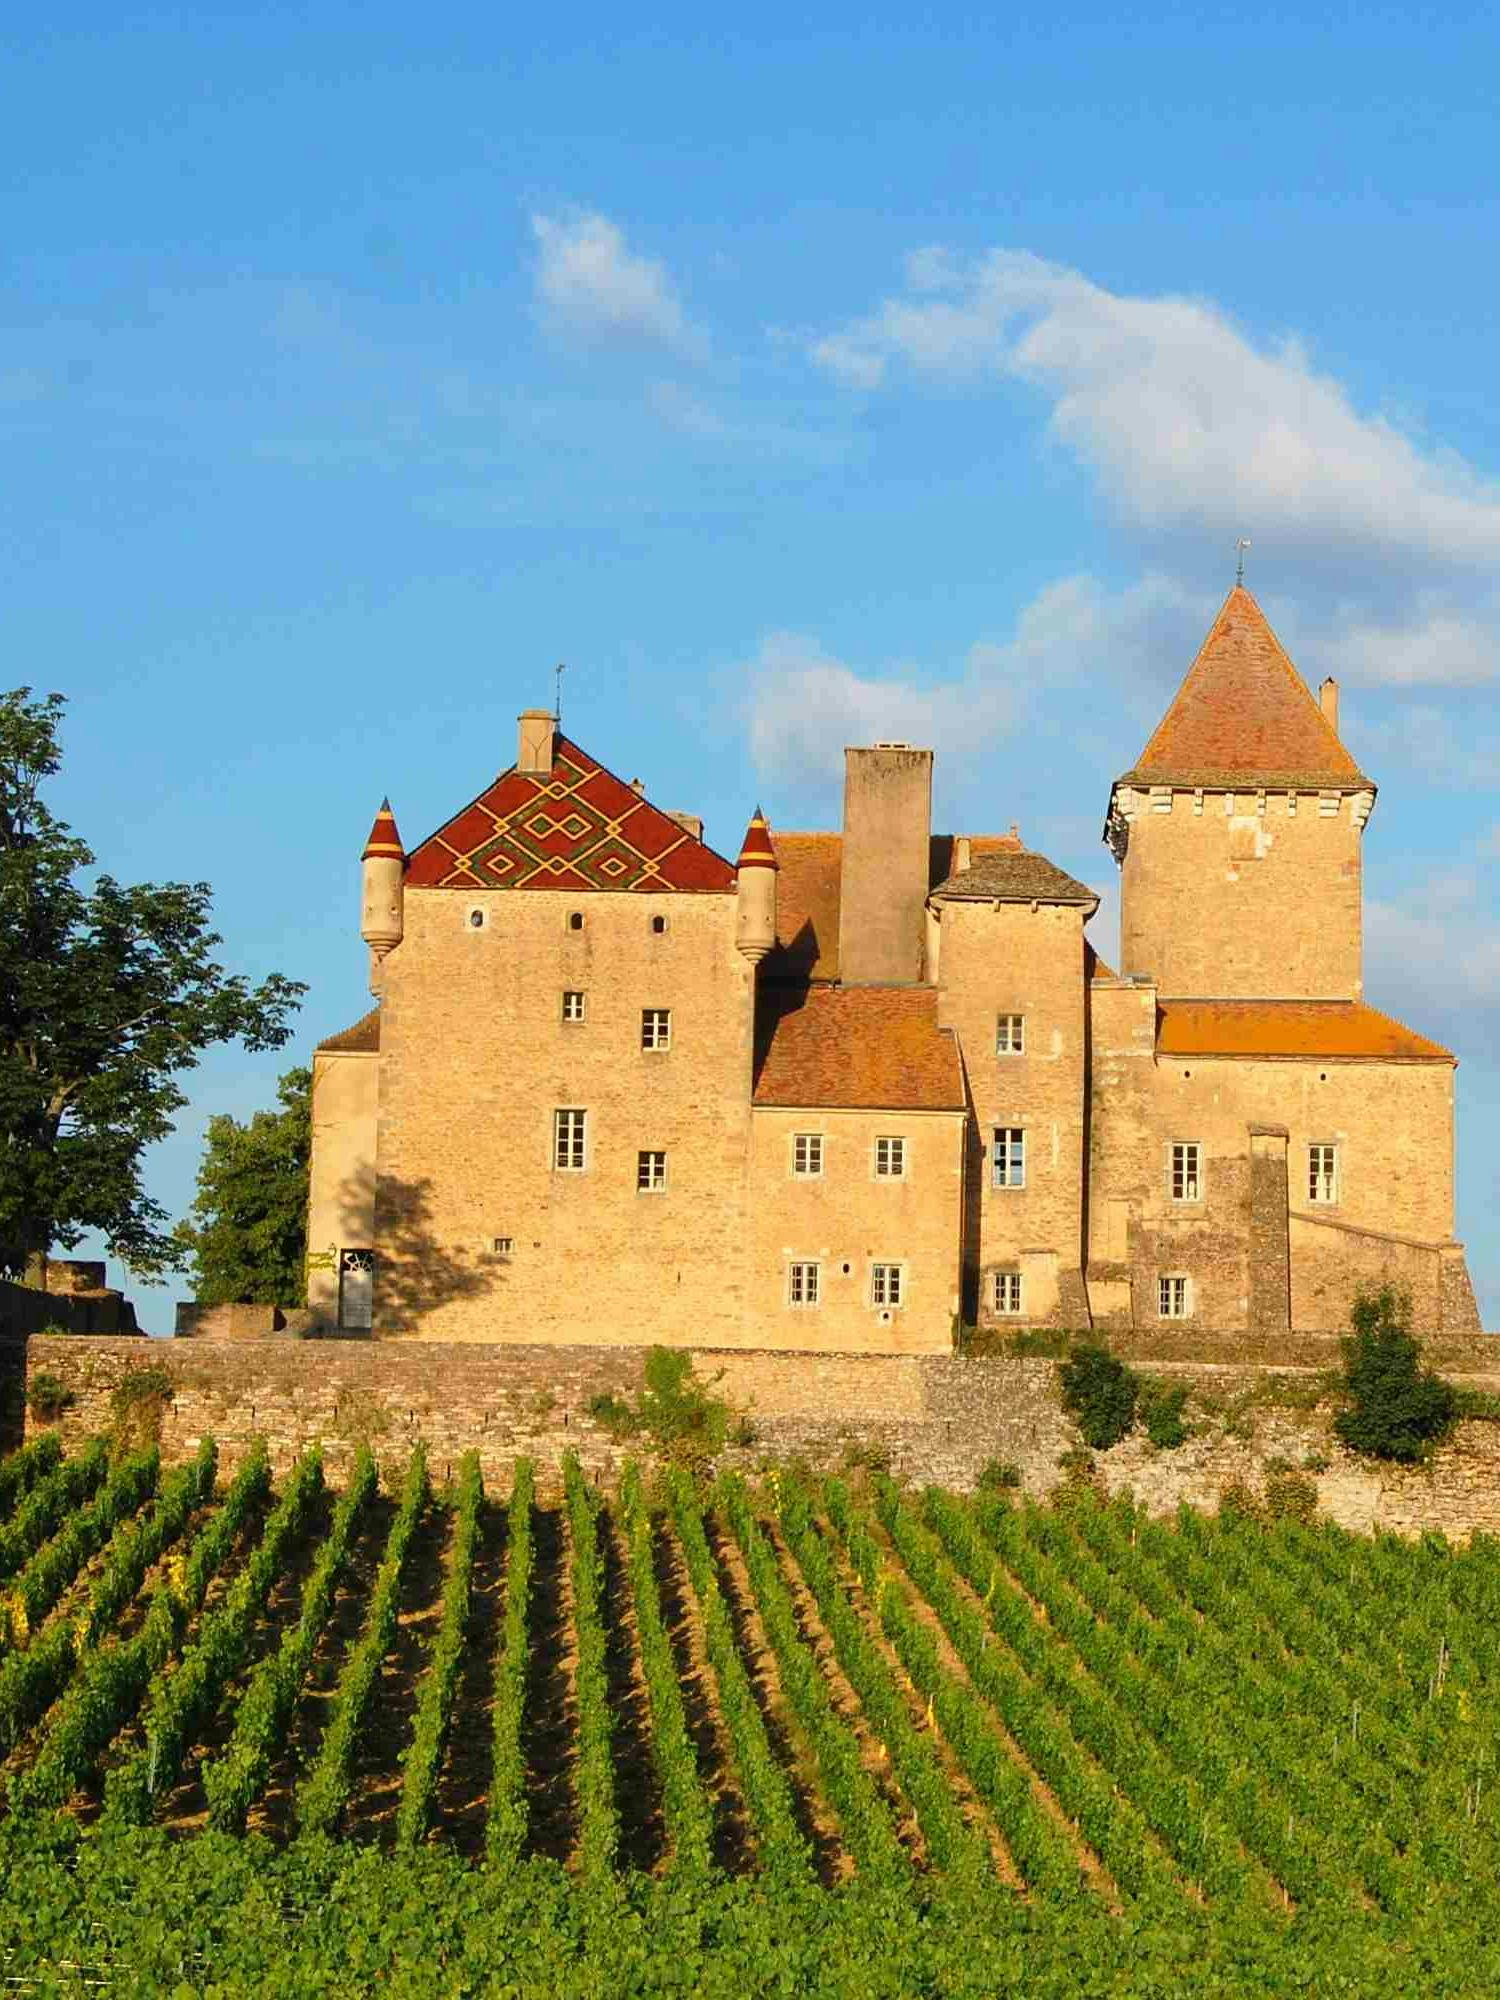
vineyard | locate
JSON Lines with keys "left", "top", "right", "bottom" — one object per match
{"left": 0, "top": 1433, "right": 1498, "bottom": 1994}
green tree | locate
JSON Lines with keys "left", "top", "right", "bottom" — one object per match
{"left": 0, "top": 689, "right": 303, "bottom": 1282}
{"left": 1058, "top": 1342, "right": 1139, "bottom": 1450}
{"left": 174, "top": 1067, "right": 311, "bottom": 1304}
{"left": 1334, "top": 1284, "right": 1457, "bottom": 1463}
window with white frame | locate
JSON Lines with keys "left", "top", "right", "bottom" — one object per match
{"left": 793, "top": 1132, "right": 824, "bottom": 1178}
{"left": 641, "top": 1008, "right": 671, "bottom": 1051}
{"left": 995, "top": 1013, "right": 1025, "bottom": 1055}
{"left": 1158, "top": 1274, "right": 1190, "bottom": 1319}
{"left": 1308, "top": 1143, "right": 1339, "bottom": 1205}
{"left": 554, "top": 1108, "right": 587, "bottom": 1171}
{"left": 788, "top": 1260, "right": 820, "bottom": 1306}
{"left": 637, "top": 1149, "right": 667, "bottom": 1192}
{"left": 1170, "top": 1141, "right": 1203, "bottom": 1202}
{"left": 992, "top": 1127, "right": 1026, "bottom": 1189}
{"left": 994, "top": 1270, "right": 1022, "bottom": 1316}
{"left": 874, "top": 1135, "right": 906, "bottom": 1179}
{"left": 561, "top": 990, "right": 586, "bottom": 1023}
{"left": 870, "top": 1262, "right": 904, "bottom": 1308}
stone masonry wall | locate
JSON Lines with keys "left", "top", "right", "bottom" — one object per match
{"left": 17, "top": 1332, "right": 1500, "bottom": 1535}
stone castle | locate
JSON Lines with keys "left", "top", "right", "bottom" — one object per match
{"left": 305, "top": 585, "right": 1479, "bottom": 1351}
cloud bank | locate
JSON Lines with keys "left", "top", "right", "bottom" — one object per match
{"left": 531, "top": 212, "right": 702, "bottom": 358}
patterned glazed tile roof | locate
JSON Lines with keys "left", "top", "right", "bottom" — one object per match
{"left": 753, "top": 985, "right": 966, "bottom": 1110}
{"left": 316, "top": 1007, "right": 381, "bottom": 1054}
{"left": 932, "top": 849, "right": 1098, "bottom": 908}
{"left": 765, "top": 830, "right": 1027, "bottom": 981}
{"left": 405, "top": 735, "right": 736, "bottom": 893}
{"left": 1120, "top": 586, "right": 1371, "bottom": 792}
{"left": 1156, "top": 1000, "right": 1452, "bottom": 1063}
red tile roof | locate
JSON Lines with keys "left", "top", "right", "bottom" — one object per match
{"left": 753, "top": 985, "right": 966, "bottom": 1109}
{"left": 316, "top": 1007, "right": 381, "bottom": 1054}
{"left": 1156, "top": 1000, "right": 1452, "bottom": 1063}
{"left": 405, "top": 736, "right": 736, "bottom": 893}
{"left": 1122, "top": 586, "right": 1371, "bottom": 791}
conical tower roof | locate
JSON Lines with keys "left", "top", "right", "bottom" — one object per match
{"left": 1120, "top": 586, "right": 1370, "bottom": 791}
{"left": 362, "top": 798, "right": 405, "bottom": 861}
{"left": 736, "top": 806, "right": 778, "bottom": 871}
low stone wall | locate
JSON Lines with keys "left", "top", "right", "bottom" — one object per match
{"left": 0, "top": 1279, "right": 136, "bottom": 1339}
{"left": 13, "top": 1331, "right": 1500, "bottom": 1536}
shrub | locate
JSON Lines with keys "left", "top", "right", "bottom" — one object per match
{"left": 977, "top": 1458, "right": 1023, "bottom": 1494}
{"left": 1140, "top": 1379, "right": 1190, "bottom": 1450}
{"left": 1265, "top": 1470, "right": 1319, "bottom": 1524}
{"left": 1333, "top": 1286, "right": 1457, "bottom": 1464}
{"left": 1058, "top": 1343, "right": 1138, "bottom": 1450}
{"left": 1217, "top": 1478, "right": 1263, "bottom": 1523}
{"left": 109, "top": 1367, "right": 174, "bottom": 1453}
{"left": 25, "top": 1373, "right": 74, "bottom": 1423}
{"left": 586, "top": 1347, "right": 741, "bottom": 1474}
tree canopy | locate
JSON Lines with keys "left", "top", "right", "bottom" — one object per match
{"left": 174, "top": 1067, "right": 311, "bottom": 1305}
{"left": 0, "top": 688, "right": 304, "bottom": 1281}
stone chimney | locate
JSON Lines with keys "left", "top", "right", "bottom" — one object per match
{"left": 1319, "top": 677, "right": 1339, "bottom": 735}
{"left": 517, "top": 709, "right": 555, "bottom": 777}
{"left": 837, "top": 744, "right": 933, "bottom": 984}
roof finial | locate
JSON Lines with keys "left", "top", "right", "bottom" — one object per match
{"left": 1235, "top": 537, "right": 1251, "bottom": 586}
{"left": 554, "top": 661, "right": 566, "bottom": 730}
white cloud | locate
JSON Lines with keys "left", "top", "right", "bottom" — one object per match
{"left": 531, "top": 212, "right": 702, "bottom": 358}
{"left": 1366, "top": 876, "right": 1500, "bottom": 1064}
{"left": 810, "top": 248, "right": 1500, "bottom": 684}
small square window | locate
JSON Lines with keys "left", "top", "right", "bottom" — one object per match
{"left": 1158, "top": 1275, "right": 1190, "bottom": 1320}
{"left": 637, "top": 1149, "right": 667, "bottom": 1193}
{"left": 870, "top": 1263, "right": 904, "bottom": 1308}
{"left": 996, "top": 1014, "right": 1025, "bottom": 1055}
{"left": 1170, "top": 1143, "right": 1202, "bottom": 1202}
{"left": 567, "top": 911, "right": 585, "bottom": 932}
{"left": 492, "top": 1236, "right": 513, "bottom": 1258}
{"left": 562, "top": 990, "right": 586, "bottom": 1023}
{"left": 651, "top": 914, "right": 668, "bottom": 935}
{"left": 874, "top": 1136, "right": 906, "bottom": 1179}
{"left": 993, "top": 1128, "right": 1025, "bottom": 1189}
{"left": 554, "top": 1108, "right": 587, "bottom": 1171}
{"left": 788, "top": 1260, "right": 820, "bottom": 1306}
{"left": 993, "top": 1270, "right": 1022, "bottom": 1316}
{"left": 641, "top": 1008, "right": 671, "bottom": 1051}
{"left": 793, "top": 1133, "right": 824, "bottom": 1178}
{"left": 1308, "top": 1144, "right": 1338, "bottom": 1205}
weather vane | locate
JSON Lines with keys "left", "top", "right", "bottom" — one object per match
{"left": 1235, "top": 537, "right": 1252, "bottom": 585}
{"left": 554, "top": 661, "right": 566, "bottom": 729}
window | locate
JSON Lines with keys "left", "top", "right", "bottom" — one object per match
{"left": 874, "top": 1136, "right": 906, "bottom": 1179}
{"left": 992, "top": 1127, "right": 1025, "bottom": 1189}
{"left": 637, "top": 1149, "right": 667, "bottom": 1192}
{"left": 492, "top": 1237, "right": 513, "bottom": 1258}
{"left": 567, "top": 911, "right": 585, "bottom": 932}
{"left": 554, "top": 1108, "right": 587, "bottom": 1171}
{"left": 468, "top": 908, "right": 486, "bottom": 930}
{"left": 1170, "top": 1142, "right": 1203, "bottom": 1202}
{"left": 994, "top": 1270, "right": 1023, "bottom": 1316}
{"left": 1309, "top": 1143, "right": 1339, "bottom": 1205}
{"left": 870, "top": 1263, "right": 904, "bottom": 1308}
{"left": 651, "top": 914, "right": 668, "bottom": 935}
{"left": 642, "top": 1008, "right": 671, "bottom": 1051}
{"left": 793, "top": 1132, "right": 824, "bottom": 1178}
{"left": 1158, "top": 1275, "right": 1190, "bottom": 1320}
{"left": 338, "top": 1249, "right": 374, "bottom": 1331}
{"left": 996, "top": 1013, "right": 1025, "bottom": 1055}
{"left": 788, "top": 1260, "right": 820, "bottom": 1306}
{"left": 562, "top": 990, "right": 586, "bottom": 1023}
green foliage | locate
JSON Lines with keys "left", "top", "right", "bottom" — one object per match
{"left": 1058, "top": 1343, "right": 1138, "bottom": 1449}
{"left": 562, "top": 1452, "right": 617, "bottom": 1883}
{"left": 1264, "top": 1469, "right": 1319, "bottom": 1524}
{"left": 978, "top": 1457, "right": 1023, "bottom": 1493}
{"left": 173, "top": 1067, "right": 310, "bottom": 1306}
{"left": 1333, "top": 1286, "right": 1458, "bottom": 1464}
{"left": 108, "top": 1366, "right": 175, "bottom": 1455}
{"left": 587, "top": 1346, "right": 740, "bottom": 1473}
{"left": 0, "top": 1438, "right": 107, "bottom": 1579}
{"left": 485, "top": 1459, "right": 534, "bottom": 1869}
{"left": 0, "top": 1431, "right": 60, "bottom": 1517}
{"left": 396, "top": 1452, "right": 482, "bottom": 1851}
{"left": 0, "top": 689, "right": 303, "bottom": 1279}
{"left": 1140, "top": 1379, "right": 1191, "bottom": 1450}
{"left": 24, "top": 1372, "right": 73, "bottom": 1422}
{"left": 0, "top": 1444, "right": 158, "bottom": 1645}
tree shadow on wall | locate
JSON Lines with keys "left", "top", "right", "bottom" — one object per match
{"left": 338, "top": 1171, "right": 503, "bottom": 1335}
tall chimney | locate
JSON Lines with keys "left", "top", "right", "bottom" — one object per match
{"left": 837, "top": 744, "right": 933, "bottom": 984}
{"left": 517, "top": 709, "right": 555, "bottom": 777}
{"left": 1319, "top": 677, "right": 1339, "bottom": 736}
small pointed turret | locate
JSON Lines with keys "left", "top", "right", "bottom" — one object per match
{"left": 360, "top": 797, "right": 405, "bottom": 991}
{"left": 735, "top": 807, "right": 778, "bottom": 964}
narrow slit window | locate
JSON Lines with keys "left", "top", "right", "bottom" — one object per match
{"left": 793, "top": 1133, "right": 824, "bottom": 1178}
{"left": 641, "top": 1008, "right": 671, "bottom": 1051}
{"left": 1158, "top": 1275, "right": 1189, "bottom": 1320}
{"left": 1170, "top": 1142, "right": 1202, "bottom": 1202}
{"left": 870, "top": 1263, "right": 904, "bottom": 1308}
{"left": 874, "top": 1136, "right": 906, "bottom": 1179}
{"left": 1309, "top": 1143, "right": 1338, "bottom": 1204}
{"left": 996, "top": 1014, "right": 1025, "bottom": 1055}
{"left": 788, "top": 1260, "right": 820, "bottom": 1306}
{"left": 992, "top": 1127, "right": 1025, "bottom": 1189}
{"left": 554, "top": 1108, "right": 587, "bottom": 1171}
{"left": 637, "top": 1149, "right": 667, "bottom": 1192}
{"left": 994, "top": 1270, "right": 1022, "bottom": 1316}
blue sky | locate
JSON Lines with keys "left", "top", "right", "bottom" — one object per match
{"left": 9, "top": 4, "right": 1499, "bottom": 1326}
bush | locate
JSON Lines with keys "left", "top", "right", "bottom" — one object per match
{"left": 1217, "top": 1478, "right": 1262, "bottom": 1523}
{"left": 587, "top": 1347, "right": 741, "bottom": 1474}
{"left": 1140, "top": 1379, "right": 1190, "bottom": 1450}
{"left": 977, "top": 1458, "right": 1023, "bottom": 1494}
{"left": 109, "top": 1367, "right": 175, "bottom": 1455}
{"left": 1058, "top": 1343, "right": 1138, "bottom": 1450}
{"left": 1265, "top": 1470, "right": 1319, "bottom": 1524}
{"left": 25, "top": 1373, "right": 74, "bottom": 1423}
{"left": 1333, "top": 1286, "right": 1457, "bottom": 1464}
